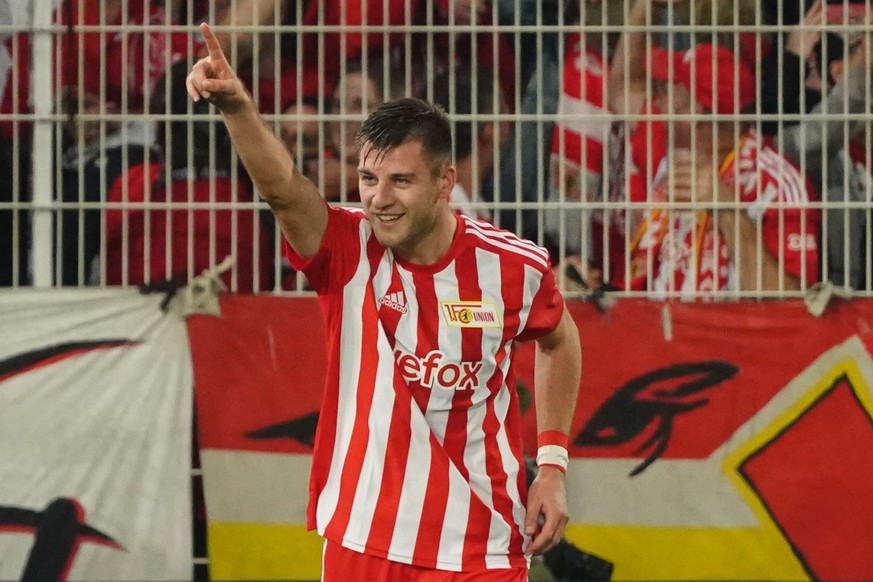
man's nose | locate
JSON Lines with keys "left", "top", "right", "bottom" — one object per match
{"left": 370, "top": 180, "right": 393, "bottom": 207}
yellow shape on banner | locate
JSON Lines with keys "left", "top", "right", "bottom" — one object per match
{"left": 565, "top": 525, "right": 806, "bottom": 581}
{"left": 208, "top": 523, "right": 323, "bottom": 581}
{"left": 560, "top": 354, "right": 873, "bottom": 581}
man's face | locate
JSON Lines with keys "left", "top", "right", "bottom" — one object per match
{"left": 358, "top": 140, "right": 453, "bottom": 256}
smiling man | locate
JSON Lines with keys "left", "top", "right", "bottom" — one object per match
{"left": 187, "top": 22, "right": 581, "bottom": 582}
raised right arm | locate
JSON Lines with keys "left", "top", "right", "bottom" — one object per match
{"left": 186, "top": 22, "right": 327, "bottom": 259}
{"left": 608, "top": 0, "right": 680, "bottom": 117}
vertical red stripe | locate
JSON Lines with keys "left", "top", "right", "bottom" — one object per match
{"left": 322, "top": 243, "right": 385, "bottom": 541}
{"left": 409, "top": 272, "right": 450, "bottom": 567}
{"left": 447, "top": 251, "right": 488, "bottom": 569}
{"left": 364, "top": 372, "right": 413, "bottom": 554}
{"left": 307, "top": 293, "right": 343, "bottom": 530}
{"left": 484, "top": 257, "right": 528, "bottom": 560}
{"left": 365, "top": 265, "right": 414, "bottom": 554}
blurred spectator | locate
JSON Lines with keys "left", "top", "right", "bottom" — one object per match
{"left": 817, "top": 29, "right": 873, "bottom": 289}
{"left": 50, "top": 0, "right": 189, "bottom": 285}
{"left": 481, "top": 0, "right": 568, "bottom": 247}
{"left": 104, "top": 61, "right": 272, "bottom": 292}
{"left": 281, "top": 96, "right": 321, "bottom": 167}
{"left": 0, "top": 0, "right": 184, "bottom": 285}
{"left": 547, "top": 27, "right": 613, "bottom": 289}
{"left": 627, "top": 43, "right": 820, "bottom": 296}
{"left": 212, "top": 0, "right": 517, "bottom": 134}
{"left": 754, "top": 4, "right": 873, "bottom": 290}
{"left": 604, "top": 0, "right": 759, "bottom": 290}
{"left": 0, "top": 0, "right": 62, "bottom": 285}
{"left": 428, "top": 66, "right": 506, "bottom": 221}
{"left": 210, "top": 0, "right": 405, "bottom": 114}
{"left": 319, "top": 61, "right": 382, "bottom": 202}
{"left": 431, "top": 0, "right": 517, "bottom": 108}
{"left": 758, "top": 0, "right": 866, "bottom": 137}
{"left": 602, "top": 0, "right": 672, "bottom": 288}
{"left": 778, "top": 18, "right": 873, "bottom": 213}
{"left": 758, "top": 0, "right": 824, "bottom": 136}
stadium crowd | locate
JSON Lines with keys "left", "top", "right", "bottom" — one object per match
{"left": 1, "top": 0, "right": 871, "bottom": 298}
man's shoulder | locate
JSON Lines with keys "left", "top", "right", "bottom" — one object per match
{"left": 326, "top": 205, "right": 369, "bottom": 230}
{"left": 460, "top": 216, "right": 552, "bottom": 271}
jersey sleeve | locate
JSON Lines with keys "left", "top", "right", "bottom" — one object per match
{"left": 282, "top": 205, "right": 365, "bottom": 292}
{"left": 516, "top": 265, "right": 565, "bottom": 342}
{"left": 739, "top": 166, "right": 821, "bottom": 285}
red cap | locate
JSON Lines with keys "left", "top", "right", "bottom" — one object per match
{"left": 648, "top": 43, "right": 756, "bottom": 114}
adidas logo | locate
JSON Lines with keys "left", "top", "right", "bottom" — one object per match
{"left": 379, "top": 291, "right": 408, "bottom": 314}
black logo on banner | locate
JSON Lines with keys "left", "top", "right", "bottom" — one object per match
{"left": 576, "top": 361, "right": 739, "bottom": 476}
{"left": 246, "top": 411, "right": 320, "bottom": 448}
{"left": 1, "top": 340, "right": 135, "bottom": 578}
{"left": 0, "top": 498, "right": 122, "bottom": 581}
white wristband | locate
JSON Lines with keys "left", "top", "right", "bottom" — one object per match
{"left": 536, "top": 444, "right": 569, "bottom": 473}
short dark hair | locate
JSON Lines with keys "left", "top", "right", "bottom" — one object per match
{"left": 356, "top": 97, "right": 452, "bottom": 176}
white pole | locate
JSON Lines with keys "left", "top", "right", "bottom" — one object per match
{"left": 30, "top": 0, "right": 53, "bottom": 287}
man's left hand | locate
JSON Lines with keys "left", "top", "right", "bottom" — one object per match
{"left": 524, "top": 466, "right": 569, "bottom": 555}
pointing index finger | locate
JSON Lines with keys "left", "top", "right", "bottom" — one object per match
{"left": 200, "top": 22, "right": 225, "bottom": 61}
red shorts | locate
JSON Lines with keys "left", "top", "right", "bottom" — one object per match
{"left": 321, "top": 540, "right": 529, "bottom": 582}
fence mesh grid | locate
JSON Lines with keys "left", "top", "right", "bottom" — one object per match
{"left": 1, "top": 0, "right": 872, "bottom": 300}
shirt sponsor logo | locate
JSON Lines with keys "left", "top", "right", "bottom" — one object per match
{"left": 394, "top": 349, "right": 482, "bottom": 391}
{"left": 440, "top": 301, "right": 501, "bottom": 328}
{"left": 379, "top": 291, "right": 408, "bottom": 314}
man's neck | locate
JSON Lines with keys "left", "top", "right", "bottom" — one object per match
{"left": 396, "top": 207, "right": 459, "bottom": 265}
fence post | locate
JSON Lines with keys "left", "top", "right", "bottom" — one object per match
{"left": 30, "top": 2, "right": 54, "bottom": 287}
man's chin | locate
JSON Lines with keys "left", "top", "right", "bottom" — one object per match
{"left": 371, "top": 227, "right": 403, "bottom": 250}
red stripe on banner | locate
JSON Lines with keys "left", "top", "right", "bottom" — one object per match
{"left": 517, "top": 299, "right": 870, "bottom": 462}
{"left": 739, "top": 376, "right": 873, "bottom": 580}
{"left": 188, "top": 295, "right": 326, "bottom": 454}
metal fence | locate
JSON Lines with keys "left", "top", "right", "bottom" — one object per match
{"left": 1, "top": 0, "right": 872, "bottom": 301}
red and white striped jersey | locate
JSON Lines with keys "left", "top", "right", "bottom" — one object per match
{"left": 284, "top": 207, "right": 564, "bottom": 572}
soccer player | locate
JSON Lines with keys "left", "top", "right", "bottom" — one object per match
{"left": 187, "top": 22, "right": 582, "bottom": 581}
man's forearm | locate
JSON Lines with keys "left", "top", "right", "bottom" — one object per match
{"left": 219, "top": 91, "right": 327, "bottom": 259}
{"left": 534, "top": 307, "right": 582, "bottom": 435}
{"left": 220, "top": 94, "right": 302, "bottom": 208}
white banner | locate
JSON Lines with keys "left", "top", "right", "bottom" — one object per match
{"left": 0, "top": 288, "right": 192, "bottom": 580}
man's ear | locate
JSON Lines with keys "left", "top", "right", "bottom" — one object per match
{"left": 439, "top": 164, "right": 457, "bottom": 201}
